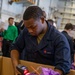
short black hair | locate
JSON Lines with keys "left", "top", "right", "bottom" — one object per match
{"left": 23, "top": 6, "right": 43, "bottom": 20}
{"left": 64, "top": 23, "right": 73, "bottom": 30}
{"left": 8, "top": 17, "right": 14, "bottom": 21}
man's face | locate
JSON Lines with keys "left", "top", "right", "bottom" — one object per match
{"left": 8, "top": 19, "right": 14, "bottom": 25}
{"left": 48, "top": 22, "right": 53, "bottom": 25}
{"left": 24, "top": 18, "right": 43, "bottom": 36}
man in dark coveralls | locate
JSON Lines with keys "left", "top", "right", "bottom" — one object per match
{"left": 10, "top": 6, "right": 71, "bottom": 75}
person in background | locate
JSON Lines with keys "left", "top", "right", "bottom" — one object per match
{"left": 42, "top": 11, "right": 46, "bottom": 19}
{"left": 17, "top": 20, "right": 24, "bottom": 34}
{"left": 62, "top": 23, "right": 74, "bottom": 63}
{"left": 2, "top": 17, "right": 18, "bottom": 57}
{"left": 10, "top": 6, "right": 71, "bottom": 75}
{"left": 47, "top": 19, "right": 57, "bottom": 28}
{"left": 47, "top": 19, "right": 54, "bottom": 25}
{"left": 15, "top": 22, "right": 19, "bottom": 35}
{"left": 73, "top": 39, "right": 75, "bottom": 65}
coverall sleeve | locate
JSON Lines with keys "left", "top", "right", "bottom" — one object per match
{"left": 54, "top": 34, "right": 71, "bottom": 74}
{"left": 68, "top": 38, "right": 74, "bottom": 56}
{"left": 10, "top": 29, "right": 25, "bottom": 53}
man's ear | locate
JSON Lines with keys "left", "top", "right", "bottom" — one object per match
{"left": 40, "top": 17, "right": 45, "bottom": 24}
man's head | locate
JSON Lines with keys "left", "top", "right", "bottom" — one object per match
{"left": 23, "top": 6, "right": 46, "bottom": 36}
{"left": 65, "top": 23, "right": 73, "bottom": 30}
{"left": 64, "top": 23, "right": 73, "bottom": 32}
{"left": 47, "top": 19, "right": 54, "bottom": 25}
{"left": 8, "top": 17, "right": 14, "bottom": 25}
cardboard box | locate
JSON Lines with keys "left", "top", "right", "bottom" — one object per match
{"left": 0, "top": 56, "right": 2, "bottom": 75}
{"left": 0, "top": 56, "right": 75, "bottom": 75}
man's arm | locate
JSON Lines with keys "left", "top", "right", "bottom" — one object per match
{"left": 11, "top": 50, "right": 21, "bottom": 75}
{"left": 10, "top": 29, "right": 26, "bottom": 75}
{"left": 54, "top": 34, "right": 71, "bottom": 75}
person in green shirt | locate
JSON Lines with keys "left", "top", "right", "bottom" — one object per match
{"left": 2, "top": 17, "right": 18, "bottom": 57}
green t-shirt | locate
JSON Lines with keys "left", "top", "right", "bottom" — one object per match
{"left": 3, "top": 25, "right": 18, "bottom": 42}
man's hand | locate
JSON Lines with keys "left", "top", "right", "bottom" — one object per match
{"left": 72, "top": 62, "right": 75, "bottom": 66}
{"left": 0, "top": 28, "right": 5, "bottom": 32}
{"left": 14, "top": 67, "right": 22, "bottom": 75}
{"left": 54, "top": 69, "right": 63, "bottom": 75}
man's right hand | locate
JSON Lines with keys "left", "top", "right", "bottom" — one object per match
{"left": 14, "top": 67, "right": 22, "bottom": 75}
{"left": 0, "top": 28, "right": 5, "bottom": 32}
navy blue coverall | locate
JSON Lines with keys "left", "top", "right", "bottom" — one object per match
{"left": 10, "top": 22, "right": 71, "bottom": 74}
{"left": 62, "top": 31, "right": 74, "bottom": 62}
